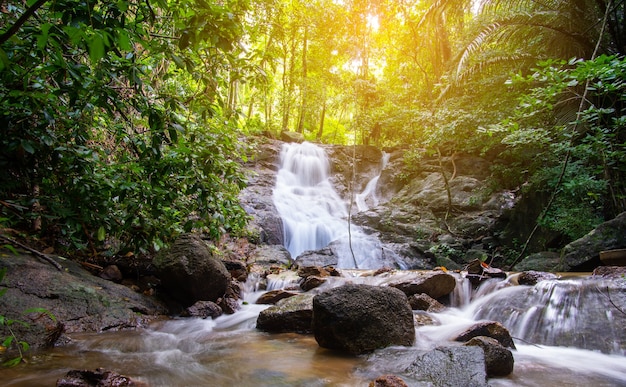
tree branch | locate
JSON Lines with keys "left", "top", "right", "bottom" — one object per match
{"left": 0, "top": 0, "right": 49, "bottom": 45}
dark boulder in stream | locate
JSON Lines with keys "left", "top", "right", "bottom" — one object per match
{"left": 454, "top": 321, "right": 516, "bottom": 349}
{"left": 312, "top": 283, "right": 415, "bottom": 355}
{"left": 256, "top": 293, "right": 314, "bottom": 333}
{"left": 464, "top": 336, "right": 514, "bottom": 377}
{"left": 152, "top": 234, "right": 230, "bottom": 307}
{"left": 558, "top": 211, "right": 626, "bottom": 271}
{"left": 389, "top": 271, "right": 456, "bottom": 299}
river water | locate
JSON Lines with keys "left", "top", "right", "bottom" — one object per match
{"left": 4, "top": 272, "right": 626, "bottom": 386}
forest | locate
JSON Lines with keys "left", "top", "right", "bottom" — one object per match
{"left": 1, "top": 0, "right": 625, "bottom": 260}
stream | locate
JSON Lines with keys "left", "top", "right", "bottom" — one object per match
{"left": 4, "top": 272, "right": 626, "bottom": 386}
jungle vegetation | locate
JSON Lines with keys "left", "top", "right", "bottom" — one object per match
{"left": 0, "top": 0, "right": 624, "bottom": 257}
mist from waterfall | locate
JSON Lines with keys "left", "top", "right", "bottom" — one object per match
{"left": 272, "top": 142, "right": 398, "bottom": 269}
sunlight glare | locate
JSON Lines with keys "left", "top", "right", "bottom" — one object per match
{"left": 366, "top": 13, "right": 380, "bottom": 32}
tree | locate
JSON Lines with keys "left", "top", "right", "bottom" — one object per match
{"left": 0, "top": 0, "right": 251, "bottom": 254}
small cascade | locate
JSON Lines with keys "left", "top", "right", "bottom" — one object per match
{"left": 272, "top": 142, "right": 400, "bottom": 269}
{"left": 462, "top": 276, "right": 626, "bottom": 355}
{"left": 355, "top": 151, "right": 390, "bottom": 212}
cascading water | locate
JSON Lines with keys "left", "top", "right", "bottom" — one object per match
{"left": 272, "top": 142, "right": 399, "bottom": 269}
{"left": 355, "top": 151, "right": 390, "bottom": 212}
{"left": 272, "top": 142, "right": 347, "bottom": 259}
{"left": 4, "top": 272, "right": 626, "bottom": 386}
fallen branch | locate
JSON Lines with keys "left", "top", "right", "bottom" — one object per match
{"left": 0, "top": 234, "right": 63, "bottom": 271}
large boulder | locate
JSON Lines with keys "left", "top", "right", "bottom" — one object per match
{"left": 559, "top": 212, "right": 626, "bottom": 271}
{"left": 312, "top": 284, "right": 415, "bottom": 355}
{"left": 405, "top": 346, "right": 488, "bottom": 387}
{"left": 389, "top": 271, "right": 456, "bottom": 299}
{"left": 256, "top": 293, "right": 314, "bottom": 333}
{"left": 0, "top": 252, "right": 166, "bottom": 361}
{"left": 152, "top": 234, "right": 231, "bottom": 307}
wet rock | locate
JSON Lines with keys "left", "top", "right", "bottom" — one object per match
{"left": 249, "top": 245, "right": 292, "bottom": 271}
{"left": 256, "top": 293, "right": 314, "bottom": 333}
{"left": 255, "top": 289, "right": 299, "bottom": 305}
{"left": 300, "top": 275, "right": 327, "bottom": 291}
{"left": 182, "top": 301, "right": 222, "bottom": 319}
{"left": 592, "top": 266, "right": 626, "bottom": 279}
{"left": 368, "top": 374, "right": 408, "bottom": 387}
{"left": 297, "top": 265, "right": 333, "bottom": 278}
{"left": 464, "top": 336, "right": 514, "bottom": 377}
{"left": 517, "top": 270, "right": 559, "bottom": 285}
{"left": 466, "top": 259, "right": 507, "bottom": 286}
{"left": 56, "top": 368, "right": 147, "bottom": 387}
{"left": 222, "top": 260, "right": 248, "bottom": 282}
{"left": 218, "top": 296, "right": 240, "bottom": 315}
{"left": 512, "top": 251, "right": 561, "bottom": 272}
{"left": 560, "top": 211, "right": 626, "bottom": 271}
{"left": 280, "top": 130, "right": 305, "bottom": 143}
{"left": 454, "top": 321, "right": 516, "bottom": 349}
{"left": 405, "top": 346, "right": 488, "bottom": 387}
{"left": 0, "top": 253, "right": 166, "bottom": 359}
{"left": 152, "top": 234, "right": 231, "bottom": 307}
{"left": 312, "top": 284, "right": 415, "bottom": 355}
{"left": 389, "top": 271, "right": 456, "bottom": 299}
{"left": 408, "top": 293, "right": 446, "bottom": 312}
{"left": 413, "top": 312, "right": 438, "bottom": 327}
{"left": 294, "top": 245, "right": 338, "bottom": 267}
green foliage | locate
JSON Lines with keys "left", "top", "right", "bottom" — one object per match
{"left": 487, "top": 55, "right": 626, "bottom": 237}
{"left": 0, "top": 0, "right": 251, "bottom": 255}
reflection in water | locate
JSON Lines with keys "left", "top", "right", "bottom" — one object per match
{"left": 4, "top": 274, "right": 626, "bottom": 386}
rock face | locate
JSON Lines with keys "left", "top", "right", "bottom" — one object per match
{"left": 56, "top": 368, "right": 146, "bottom": 387}
{"left": 559, "top": 211, "right": 626, "bottom": 271}
{"left": 0, "top": 252, "right": 166, "bottom": 360}
{"left": 405, "top": 346, "right": 488, "bottom": 387}
{"left": 152, "top": 234, "right": 230, "bottom": 307}
{"left": 256, "top": 293, "right": 314, "bottom": 333}
{"left": 312, "top": 284, "right": 415, "bottom": 355}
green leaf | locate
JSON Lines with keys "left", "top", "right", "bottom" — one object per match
{"left": 97, "top": 226, "right": 106, "bottom": 241}
{"left": 88, "top": 33, "right": 106, "bottom": 63}
{"left": 23, "top": 307, "right": 56, "bottom": 322}
{"left": 3, "top": 356, "right": 23, "bottom": 367}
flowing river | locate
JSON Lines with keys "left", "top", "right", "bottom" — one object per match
{"left": 4, "top": 272, "right": 626, "bottom": 386}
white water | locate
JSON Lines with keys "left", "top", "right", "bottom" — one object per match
{"left": 272, "top": 142, "right": 399, "bottom": 269}
{"left": 355, "top": 151, "right": 390, "bottom": 212}
{"left": 5, "top": 273, "right": 626, "bottom": 386}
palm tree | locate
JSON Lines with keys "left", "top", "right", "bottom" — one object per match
{"left": 419, "top": 0, "right": 624, "bottom": 90}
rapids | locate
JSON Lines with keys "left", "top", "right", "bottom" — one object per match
{"left": 4, "top": 273, "right": 626, "bottom": 386}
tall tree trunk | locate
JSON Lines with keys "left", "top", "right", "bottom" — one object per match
{"left": 317, "top": 91, "right": 327, "bottom": 140}
{"left": 296, "top": 26, "right": 308, "bottom": 134}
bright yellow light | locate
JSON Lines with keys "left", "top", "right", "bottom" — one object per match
{"left": 366, "top": 13, "right": 380, "bottom": 32}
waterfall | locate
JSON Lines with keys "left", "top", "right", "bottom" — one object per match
{"left": 272, "top": 142, "right": 348, "bottom": 259}
{"left": 272, "top": 142, "right": 399, "bottom": 269}
{"left": 355, "top": 151, "right": 389, "bottom": 212}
